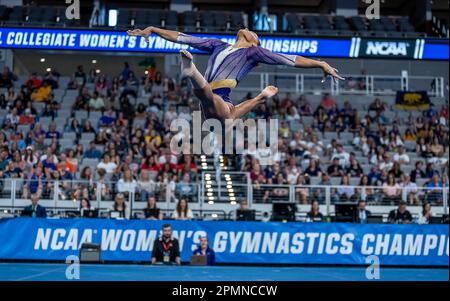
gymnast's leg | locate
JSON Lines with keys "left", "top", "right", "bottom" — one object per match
{"left": 180, "top": 49, "right": 278, "bottom": 120}
{"left": 227, "top": 86, "right": 278, "bottom": 120}
{"left": 180, "top": 50, "right": 231, "bottom": 119}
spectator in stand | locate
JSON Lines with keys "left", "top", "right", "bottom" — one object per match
{"left": 410, "top": 161, "right": 426, "bottom": 183}
{"left": 388, "top": 200, "right": 412, "bottom": 224}
{"left": 425, "top": 163, "right": 440, "bottom": 178}
{"left": 392, "top": 145, "right": 410, "bottom": 165}
{"left": 306, "top": 200, "right": 323, "bottom": 222}
{"left": 0, "top": 67, "right": 17, "bottom": 88}
{"left": 428, "top": 151, "right": 448, "bottom": 168}
{"left": 355, "top": 200, "right": 372, "bottom": 223}
{"left": 346, "top": 158, "right": 363, "bottom": 177}
{"left": 369, "top": 98, "right": 383, "bottom": 113}
{"left": 303, "top": 159, "right": 322, "bottom": 177}
{"left": 31, "top": 81, "right": 52, "bottom": 102}
{"left": 117, "top": 169, "right": 137, "bottom": 196}
{"left": 331, "top": 144, "right": 350, "bottom": 168}
{"left": 137, "top": 170, "right": 156, "bottom": 201}
{"left": 25, "top": 73, "right": 42, "bottom": 90}
{"left": 23, "top": 194, "right": 47, "bottom": 218}
{"left": 74, "top": 65, "right": 86, "bottom": 87}
{"left": 95, "top": 74, "right": 108, "bottom": 96}
{"left": 88, "top": 91, "right": 105, "bottom": 111}
{"left": 336, "top": 175, "right": 355, "bottom": 201}
{"left": 19, "top": 109, "right": 35, "bottom": 125}
{"left": 417, "top": 202, "right": 433, "bottom": 224}
{"left": 403, "top": 129, "right": 416, "bottom": 142}
{"left": 143, "top": 195, "right": 163, "bottom": 220}
{"left": 3, "top": 107, "right": 19, "bottom": 129}
{"left": 389, "top": 162, "right": 404, "bottom": 178}
{"left": 172, "top": 198, "right": 193, "bottom": 220}
{"left": 97, "top": 154, "right": 117, "bottom": 174}
{"left": 426, "top": 174, "right": 444, "bottom": 203}
{"left": 326, "top": 158, "right": 343, "bottom": 177}
{"left": 84, "top": 141, "right": 102, "bottom": 159}
{"left": 379, "top": 154, "right": 393, "bottom": 173}
{"left": 319, "top": 93, "right": 336, "bottom": 111}
{"left": 400, "top": 174, "right": 418, "bottom": 201}
{"left": 382, "top": 173, "right": 401, "bottom": 203}
{"left": 45, "top": 122, "right": 61, "bottom": 139}
{"left": 82, "top": 120, "right": 97, "bottom": 135}
{"left": 111, "top": 193, "right": 130, "bottom": 219}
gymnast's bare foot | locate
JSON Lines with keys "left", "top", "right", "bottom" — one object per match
{"left": 257, "top": 85, "right": 278, "bottom": 103}
{"left": 180, "top": 49, "right": 195, "bottom": 77}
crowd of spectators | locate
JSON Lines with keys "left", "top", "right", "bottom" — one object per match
{"left": 0, "top": 62, "right": 449, "bottom": 217}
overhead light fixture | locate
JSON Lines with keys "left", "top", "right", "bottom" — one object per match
{"left": 40, "top": 58, "right": 45, "bottom": 62}
{"left": 92, "top": 59, "right": 97, "bottom": 64}
{"left": 46, "top": 67, "right": 51, "bottom": 72}
{"left": 95, "top": 69, "right": 101, "bottom": 74}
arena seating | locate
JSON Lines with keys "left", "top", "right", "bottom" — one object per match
{"left": 0, "top": 4, "right": 430, "bottom": 38}
{"left": 0, "top": 62, "right": 448, "bottom": 221}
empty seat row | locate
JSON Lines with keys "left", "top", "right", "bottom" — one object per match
{"left": 286, "top": 13, "right": 419, "bottom": 36}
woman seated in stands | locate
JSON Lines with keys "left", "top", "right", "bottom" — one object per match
{"left": 336, "top": 175, "right": 355, "bottom": 201}
{"left": 111, "top": 193, "right": 130, "bottom": 219}
{"left": 403, "top": 128, "right": 416, "bottom": 142}
{"left": 138, "top": 170, "right": 156, "bottom": 202}
{"left": 356, "top": 174, "right": 376, "bottom": 203}
{"left": 295, "top": 174, "right": 310, "bottom": 204}
{"left": 306, "top": 200, "right": 324, "bottom": 222}
{"left": 417, "top": 202, "right": 433, "bottom": 224}
{"left": 389, "top": 162, "right": 404, "bottom": 179}
{"left": 382, "top": 173, "right": 401, "bottom": 204}
{"left": 144, "top": 195, "right": 163, "bottom": 220}
{"left": 172, "top": 198, "right": 193, "bottom": 221}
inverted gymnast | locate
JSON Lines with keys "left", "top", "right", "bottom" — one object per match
{"left": 127, "top": 27, "right": 344, "bottom": 120}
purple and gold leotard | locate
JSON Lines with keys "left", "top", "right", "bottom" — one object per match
{"left": 177, "top": 33, "right": 297, "bottom": 103}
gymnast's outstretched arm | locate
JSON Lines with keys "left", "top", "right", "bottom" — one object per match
{"left": 251, "top": 46, "right": 344, "bottom": 83}
{"left": 127, "top": 27, "right": 226, "bottom": 53}
{"left": 127, "top": 26, "right": 179, "bottom": 42}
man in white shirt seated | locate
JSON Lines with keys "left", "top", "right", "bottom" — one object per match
{"left": 330, "top": 144, "right": 350, "bottom": 169}
{"left": 400, "top": 174, "right": 418, "bottom": 201}
{"left": 379, "top": 154, "right": 393, "bottom": 173}
{"left": 97, "top": 154, "right": 117, "bottom": 174}
{"left": 428, "top": 151, "right": 448, "bottom": 167}
{"left": 392, "top": 145, "right": 410, "bottom": 165}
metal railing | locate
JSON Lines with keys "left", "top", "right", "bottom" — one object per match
{"left": 0, "top": 178, "right": 448, "bottom": 218}
{"left": 232, "top": 72, "right": 446, "bottom": 97}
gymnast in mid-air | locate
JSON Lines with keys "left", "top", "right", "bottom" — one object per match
{"left": 127, "top": 27, "right": 344, "bottom": 120}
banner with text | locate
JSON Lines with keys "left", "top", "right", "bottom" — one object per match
{"left": 0, "top": 27, "right": 447, "bottom": 60}
{"left": 0, "top": 27, "right": 351, "bottom": 57}
{"left": 0, "top": 218, "right": 448, "bottom": 266}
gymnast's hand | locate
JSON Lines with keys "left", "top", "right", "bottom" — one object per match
{"left": 320, "top": 61, "right": 345, "bottom": 83}
{"left": 127, "top": 27, "right": 154, "bottom": 42}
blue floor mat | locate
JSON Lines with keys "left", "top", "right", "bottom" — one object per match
{"left": 0, "top": 263, "right": 447, "bottom": 281}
